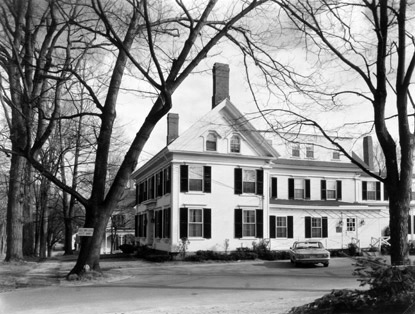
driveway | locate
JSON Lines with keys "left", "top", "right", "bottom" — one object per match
{"left": 0, "top": 257, "right": 360, "bottom": 314}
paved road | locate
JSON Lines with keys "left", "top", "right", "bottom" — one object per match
{"left": 0, "top": 258, "right": 361, "bottom": 314}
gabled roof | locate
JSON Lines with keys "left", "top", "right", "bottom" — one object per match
{"left": 168, "top": 99, "right": 279, "bottom": 158}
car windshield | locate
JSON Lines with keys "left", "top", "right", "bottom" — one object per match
{"left": 294, "top": 242, "right": 323, "bottom": 249}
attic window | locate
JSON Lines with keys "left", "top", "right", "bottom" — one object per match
{"left": 206, "top": 133, "right": 217, "bottom": 151}
{"left": 230, "top": 135, "right": 240, "bottom": 153}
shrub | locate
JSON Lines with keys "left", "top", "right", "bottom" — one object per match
{"left": 347, "top": 242, "right": 359, "bottom": 256}
{"left": 119, "top": 244, "right": 135, "bottom": 254}
{"left": 353, "top": 257, "right": 415, "bottom": 300}
{"left": 230, "top": 251, "right": 258, "bottom": 260}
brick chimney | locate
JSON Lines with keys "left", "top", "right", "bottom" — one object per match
{"left": 167, "top": 113, "right": 179, "bottom": 145}
{"left": 212, "top": 63, "right": 230, "bottom": 109}
{"left": 363, "top": 136, "right": 374, "bottom": 170}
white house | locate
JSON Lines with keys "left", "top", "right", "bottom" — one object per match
{"left": 131, "top": 63, "right": 414, "bottom": 253}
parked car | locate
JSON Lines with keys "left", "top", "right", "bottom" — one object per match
{"left": 289, "top": 241, "right": 330, "bottom": 267}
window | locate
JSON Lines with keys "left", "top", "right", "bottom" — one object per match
{"left": 276, "top": 217, "right": 287, "bottom": 238}
{"left": 156, "top": 171, "right": 163, "bottom": 197}
{"left": 292, "top": 144, "right": 300, "bottom": 157}
{"left": 306, "top": 145, "right": 314, "bottom": 158}
{"left": 230, "top": 135, "right": 241, "bottom": 153}
{"left": 243, "top": 169, "right": 256, "bottom": 194}
{"left": 206, "top": 133, "right": 217, "bottom": 151}
{"left": 311, "top": 218, "right": 322, "bottom": 238}
{"left": 288, "top": 178, "right": 310, "bottom": 200}
{"left": 347, "top": 218, "right": 356, "bottom": 231}
{"left": 189, "top": 209, "right": 203, "bottom": 237}
{"left": 321, "top": 180, "right": 342, "bottom": 201}
{"left": 180, "top": 165, "right": 211, "bottom": 193}
{"left": 243, "top": 210, "right": 256, "bottom": 237}
{"left": 270, "top": 216, "right": 293, "bottom": 238}
{"left": 234, "top": 168, "right": 263, "bottom": 195}
{"left": 294, "top": 179, "right": 305, "bottom": 199}
{"left": 411, "top": 181, "right": 415, "bottom": 200}
{"left": 180, "top": 208, "right": 211, "bottom": 239}
{"left": 332, "top": 151, "right": 340, "bottom": 160}
{"left": 189, "top": 165, "right": 203, "bottom": 191}
{"left": 326, "top": 181, "right": 337, "bottom": 199}
{"left": 234, "top": 209, "right": 263, "bottom": 238}
{"left": 305, "top": 216, "right": 328, "bottom": 238}
{"left": 362, "top": 181, "right": 380, "bottom": 200}
{"left": 163, "top": 166, "right": 171, "bottom": 194}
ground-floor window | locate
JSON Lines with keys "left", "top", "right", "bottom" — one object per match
{"left": 276, "top": 217, "right": 287, "bottom": 238}
{"left": 243, "top": 210, "right": 256, "bottom": 237}
{"left": 346, "top": 218, "right": 356, "bottom": 231}
{"left": 189, "top": 209, "right": 203, "bottom": 237}
{"left": 305, "top": 216, "right": 328, "bottom": 238}
{"left": 180, "top": 207, "right": 211, "bottom": 239}
{"left": 234, "top": 209, "right": 263, "bottom": 238}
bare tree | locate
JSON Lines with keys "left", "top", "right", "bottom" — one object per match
{"left": 1, "top": 0, "right": 268, "bottom": 275}
{"left": 235, "top": 0, "right": 414, "bottom": 265}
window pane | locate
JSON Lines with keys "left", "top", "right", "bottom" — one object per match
{"left": 243, "top": 211, "right": 256, "bottom": 223}
{"left": 311, "top": 218, "right": 321, "bottom": 228}
{"left": 189, "top": 209, "right": 202, "bottom": 222}
{"left": 189, "top": 224, "right": 203, "bottom": 237}
{"left": 189, "top": 179, "right": 203, "bottom": 191}
{"left": 243, "top": 170, "right": 256, "bottom": 182}
{"left": 276, "top": 227, "right": 287, "bottom": 238}
{"left": 243, "top": 224, "right": 255, "bottom": 237}
{"left": 243, "top": 182, "right": 256, "bottom": 194}
{"left": 311, "top": 228, "right": 322, "bottom": 238}
{"left": 347, "top": 218, "right": 355, "bottom": 231}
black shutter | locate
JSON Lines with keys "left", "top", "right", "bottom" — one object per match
{"left": 269, "top": 216, "right": 276, "bottom": 238}
{"left": 144, "top": 215, "right": 147, "bottom": 237}
{"left": 337, "top": 181, "right": 342, "bottom": 200}
{"left": 180, "top": 165, "right": 188, "bottom": 192}
{"left": 139, "top": 183, "right": 144, "bottom": 203}
{"left": 234, "top": 168, "right": 242, "bottom": 194}
{"left": 256, "top": 209, "right": 263, "bottom": 238}
{"left": 384, "top": 184, "right": 389, "bottom": 201}
{"left": 321, "top": 180, "right": 327, "bottom": 200}
{"left": 135, "top": 215, "right": 139, "bottom": 237}
{"left": 288, "top": 178, "right": 294, "bottom": 199}
{"left": 204, "top": 166, "right": 211, "bottom": 193}
{"left": 305, "top": 216, "right": 311, "bottom": 238}
{"left": 376, "top": 182, "right": 381, "bottom": 200}
{"left": 135, "top": 184, "right": 139, "bottom": 205}
{"left": 271, "top": 177, "right": 278, "bottom": 198}
{"left": 408, "top": 216, "right": 412, "bottom": 235}
{"left": 234, "top": 208, "right": 243, "bottom": 238}
{"left": 179, "top": 207, "right": 188, "bottom": 239}
{"left": 203, "top": 208, "right": 211, "bottom": 239}
{"left": 322, "top": 217, "right": 328, "bottom": 238}
{"left": 164, "top": 208, "right": 171, "bottom": 239}
{"left": 305, "top": 179, "right": 311, "bottom": 199}
{"left": 362, "top": 181, "right": 367, "bottom": 200}
{"left": 256, "top": 169, "right": 264, "bottom": 195}
{"left": 287, "top": 216, "right": 294, "bottom": 239}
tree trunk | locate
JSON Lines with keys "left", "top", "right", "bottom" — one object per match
{"left": 387, "top": 182, "right": 410, "bottom": 265}
{"left": 63, "top": 218, "right": 73, "bottom": 255}
{"left": 22, "top": 163, "right": 34, "bottom": 256}
{"left": 5, "top": 154, "right": 26, "bottom": 261}
{"left": 68, "top": 206, "right": 109, "bottom": 276}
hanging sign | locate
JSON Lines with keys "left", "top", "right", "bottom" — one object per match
{"left": 78, "top": 228, "right": 94, "bottom": 237}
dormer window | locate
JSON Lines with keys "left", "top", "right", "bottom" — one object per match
{"left": 230, "top": 135, "right": 241, "bottom": 153}
{"left": 206, "top": 133, "right": 217, "bottom": 151}
{"left": 306, "top": 145, "right": 314, "bottom": 158}
{"left": 292, "top": 144, "right": 300, "bottom": 157}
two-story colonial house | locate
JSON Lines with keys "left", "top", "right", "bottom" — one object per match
{"left": 132, "top": 63, "right": 412, "bottom": 253}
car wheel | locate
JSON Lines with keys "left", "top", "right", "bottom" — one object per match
{"left": 290, "top": 258, "right": 294, "bottom": 264}
{"left": 294, "top": 261, "right": 298, "bottom": 267}
{"left": 323, "top": 263, "right": 329, "bottom": 267}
